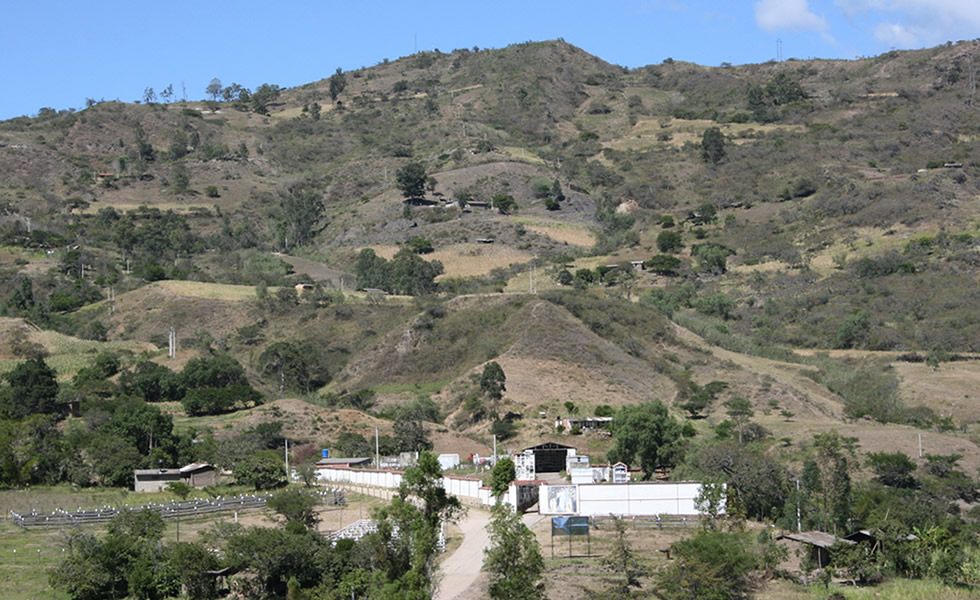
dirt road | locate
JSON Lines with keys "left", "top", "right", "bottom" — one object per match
{"left": 435, "top": 509, "right": 492, "bottom": 600}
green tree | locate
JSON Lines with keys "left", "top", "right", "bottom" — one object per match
{"left": 205, "top": 78, "right": 222, "bottom": 102}
{"left": 480, "top": 361, "right": 506, "bottom": 402}
{"left": 235, "top": 451, "right": 285, "bottom": 490}
{"left": 279, "top": 189, "right": 324, "bottom": 250}
{"left": 396, "top": 162, "right": 428, "bottom": 200}
{"left": 806, "top": 431, "right": 854, "bottom": 533}
{"left": 656, "top": 230, "right": 683, "bottom": 253}
{"left": 483, "top": 503, "right": 546, "bottom": 600}
{"left": 724, "top": 396, "right": 754, "bottom": 444}
{"left": 250, "top": 83, "right": 280, "bottom": 114}
{"left": 490, "top": 457, "right": 516, "bottom": 498}
{"left": 700, "top": 127, "right": 726, "bottom": 164}
{"left": 370, "top": 451, "right": 462, "bottom": 598}
{"left": 120, "top": 360, "right": 182, "bottom": 403}
{"left": 867, "top": 451, "right": 918, "bottom": 489}
{"left": 492, "top": 194, "right": 517, "bottom": 214}
{"left": 655, "top": 531, "right": 757, "bottom": 600}
{"left": 601, "top": 516, "right": 647, "bottom": 598}
{"left": 691, "top": 242, "right": 734, "bottom": 273}
{"left": 180, "top": 354, "right": 248, "bottom": 390}
{"left": 329, "top": 67, "right": 347, "bottom": 102}
{"left": 1, "top": 356, "right": 60, "bottom": 418}
{"left": 645, "top": 254, "right": 681, "bottom": 275}
{"left": 170, "top": 162, "right": 190, "bottom": 193}
{"left": 259, "top": 341, "right": 328, "bottom": 395}
{"left": 267, "top": 488, "right": 319, "bottom": 528}
{"left": 393, "top": 411, "right": 432, "bottom": 453}
{"left": 607, "top": 401, "right": 682, "bottom": 479}
{"left": 168, "top": 542, "right": 220, "bottom": 600}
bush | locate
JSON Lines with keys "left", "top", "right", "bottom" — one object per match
{"left": 204, "top": 185, "right": 220, "bottom": 198}
{"left": 657, "top": 230, "right": 683, "bottom": 253}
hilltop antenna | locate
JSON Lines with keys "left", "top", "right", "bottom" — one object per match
{"left": 776, "top": 38, "right": 783, "bottom": 61}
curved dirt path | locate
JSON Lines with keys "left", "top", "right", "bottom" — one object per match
{"left": 435, "top": 509, "right": 492, "bottom": 600}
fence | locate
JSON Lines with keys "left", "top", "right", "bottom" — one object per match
{"left": 592, "top": 514, "right": 700, "bottom": 530}
{"left": 11, "top": 488, "right": 345, "bottom": 529}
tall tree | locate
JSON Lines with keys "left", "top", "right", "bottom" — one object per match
{"left": 205, "top": 78, "right": 222, "bottom": 102}
{"left": 483, "top": 503, "right": 546, "bottom": 600}
{"left": 396, "top": 162, "right": 428, "bottom": 200}
{"left": 601, "top": 516, "right": 647, "bottom": 598}
{"left": 806, "top": 431, "right": 854, "bottom": 534}
{"left": 490, "top": 457, "right": 516, "bottom": 498}
{"left": 329, "top": 67, "right": 347, "bottom": 101}
{"left": 279, "top": 189, "right": 324, "bottom": 250}
{"left": 480, "top": 361, "right": 506, "bottom": 413}
{"left": 724, "top": 396, "right": 754, "bottom": 444}
{"left": 700, "top": 127, "right": 726, "bottom": 164}
{"left": 370, "top": 451, "right": 461, "bottom": 599}
{"left": 607, "top": 400, "right": 682, "bottom": 479}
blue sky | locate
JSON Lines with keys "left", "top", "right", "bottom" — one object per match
{"left": 3, "top": 1, "right": 978, "bottom": 121}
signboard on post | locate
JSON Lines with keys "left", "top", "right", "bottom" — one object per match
{"left": 551, "top": 516, "right": 590, "bottom": 558}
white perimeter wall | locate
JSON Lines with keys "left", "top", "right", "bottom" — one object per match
{"left": 316, "top": 466, "right": 500, "bottom": 506}
{"left": 541, "top": 482, "right": 721, "bottom": 517}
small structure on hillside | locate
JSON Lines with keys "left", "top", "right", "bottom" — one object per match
{"left": 561, "top": 416, "right": 613, "bottom": 433}
{"left": 777, "top": 531, "right": 854, "bottom": 569}
{"left": 134, "top": 463, "right": 219, "bottom": 493}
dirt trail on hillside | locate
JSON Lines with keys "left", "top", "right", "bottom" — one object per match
{"left": 274, "top": 253, "right": 353, "bottom": 286}
{"left": 669, "top": 322, "right": 844, "bottom": 419}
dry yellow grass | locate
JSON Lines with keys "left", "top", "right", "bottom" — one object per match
{"left": 498, "top": 146, "right": 547, "bottom": 165}
{"left": 432, "top": 244, "right": 533, "bottom": 278}
{"left": 150, "top": 280, "right": 262, "bottom": 301}
{"left": 524, "top": 223, "right": 596, "bottom": 247}
{"left": 604, "top": 118, "right": 804, "bottom": 152}
{"left": 361, "top": 244, "right": 535, "bottom": 279}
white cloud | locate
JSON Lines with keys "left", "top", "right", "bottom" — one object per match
{"left": 874, "top": 22, "right": 920, "bottom": 46}
{"left": 837, "top": 1, "right": 980, "bottom": 47}
{"left": 755, "top": 0, "right": 829, "bottom": 33}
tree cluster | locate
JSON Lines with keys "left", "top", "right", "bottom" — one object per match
{"left": 354, "top": 248, "right": 444, "bottom": 296}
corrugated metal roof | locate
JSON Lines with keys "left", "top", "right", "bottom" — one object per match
{"left": 778, "top": 531, "right": 854, "bottom": 549}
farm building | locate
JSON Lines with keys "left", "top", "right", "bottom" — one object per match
{"left": 133, "top": 463, "right": 219, "bottom": 493}
{"left": 523, "top": 442, "right": 576, "bottom": 473}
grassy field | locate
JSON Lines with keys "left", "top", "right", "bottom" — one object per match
{"left": 0, "top": 318, "right": 154, "bottom": 377}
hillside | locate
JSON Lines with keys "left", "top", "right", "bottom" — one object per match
{"left": 0, "top": 38, "right": 979, "bottom": 486}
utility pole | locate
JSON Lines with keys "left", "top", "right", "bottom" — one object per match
{"left": 492, "top": 435, "right": 497, "bottom": 466}
{"left": 168, "top": 327, "right": 176, "bottom": 359}
{"left": 285, "top": 439, "right": 290, "bottom": 482}
{"left": 375, "top": 426, "right": 380, "bottom": 468}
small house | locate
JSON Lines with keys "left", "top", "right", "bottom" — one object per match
{"left": 134, "top": 463, "right": 219, "bottom": 493}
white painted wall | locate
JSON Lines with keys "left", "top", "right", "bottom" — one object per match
{"left": 540, "top": 482, "right": 723, "bottom": 517}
